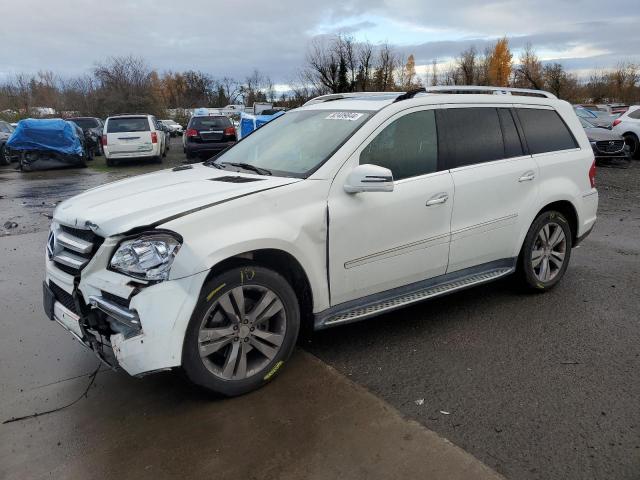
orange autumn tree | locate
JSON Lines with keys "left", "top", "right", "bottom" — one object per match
{"left": 488, "top": 37, "right": 512, "bottom": 87}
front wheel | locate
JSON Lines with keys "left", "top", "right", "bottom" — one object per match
{"left": 624, "top": 133, "right": 640, "bottom": 160}
{"left": 182, "top": 265, "right": 300, "bottom": 396}
{"left": 517, "top": 211, "right": 572, "bottom": 290}
{"left": 0, "top": 144, "right": 9, "bottom": 165}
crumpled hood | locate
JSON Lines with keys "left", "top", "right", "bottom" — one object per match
{"left": 54, "top": 164, "right": 301, "bottom": 236}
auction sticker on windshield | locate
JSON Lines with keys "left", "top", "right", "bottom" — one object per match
{"left": 325, "top": 112, "right": 363, "bottom": 121}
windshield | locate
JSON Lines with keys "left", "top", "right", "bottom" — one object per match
{"left": 70, "top": 118, "right": 99, "bottom": 129}
{"left": 210, "top": 110, "right": 371, "bottom": 177}
{"left": 579, "top": 117, "right": 594, "bottom": 128}
{"left": 576, "top": 108, "right": 596, "bottom": 119}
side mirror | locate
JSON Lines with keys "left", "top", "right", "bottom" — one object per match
{"left": 344, "top": 164, "right": 394, "bottom": 193}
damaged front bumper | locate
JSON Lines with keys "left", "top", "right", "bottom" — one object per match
{"left": 44, "top": 237, "right": 208, "bottom": 377}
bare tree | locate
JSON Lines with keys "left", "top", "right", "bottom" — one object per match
{"left": 514, "top": 44, "right": 543, "bottom": 90}
{"left": 457, "top": 47, "right": 477, "bottom": 85}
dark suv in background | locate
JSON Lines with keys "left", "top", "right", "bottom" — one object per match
{"left": 184, "top": 115, "right": 237, "bottom": 160}
{"left": 67, "top": 117, "right": 104, "bottom": 157}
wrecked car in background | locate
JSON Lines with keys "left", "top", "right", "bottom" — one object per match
{"left": 0, "top": 120, "right": 15, "bottom": 165}
{"left": 579, "top": 117, "right": 630, "bottom": 167}
{"left": 67, "top": 117, "right": 104, "bottom": 157}
{"left": 6, "top": 118, "right": 92, "bottom": 171}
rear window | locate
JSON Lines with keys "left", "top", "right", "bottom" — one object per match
{"left": 107, "top": 117, "right": 150, "bottom": 133}
{"left": 437, "top": 107, "right": 505, "bottom": 169}
{"left": 627, "top": 109, "right": 640, "bottom": 120}
{"left": 189, "top": 116, "right": 231, "bottom": 130}
{"left": 516, "top": 108, "right": 578, "bottom": 154}
{"left": 70, "top": 118, "right": 100, "bottom": 129}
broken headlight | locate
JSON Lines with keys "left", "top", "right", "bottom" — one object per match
{"left": 110, "top": 232, "right": 181, "bottom": 282}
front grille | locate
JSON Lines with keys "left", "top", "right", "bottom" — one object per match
{"left": 50, "top": 281, "right": 77, "bottom": 314}
{"left": 52, "top": 225, "right": 104, "bottom": 276}
{"left": 595, "top": 140, "right": 624, "bottom": 154}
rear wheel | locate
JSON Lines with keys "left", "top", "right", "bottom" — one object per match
{"left": 517, "top": 211, "right": 572, "bottom": 291}
{"left": 182, "top": 265, "right": 300, "bottom": 397}
{"left": 623, "top": 133, "right": 640, "bottom": 159}
{"left": 106, "top": 157, "right": 117, "bottom": 167}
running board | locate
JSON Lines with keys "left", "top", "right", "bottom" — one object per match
{"left": 315, "top": 262, "right": 515, "bottom": 329}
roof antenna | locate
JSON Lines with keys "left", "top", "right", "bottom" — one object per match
{"left": 393, "top": 87, "right": 426, "bottom": 103}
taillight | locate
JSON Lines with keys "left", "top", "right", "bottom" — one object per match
{"left": 589, "top": 160, "right": 596, "bottom": 188}
{"left": 101, "top": 135, "right": 107, "bottom": 146}
{"left": 151, "top": 132, "right": 158, "bottom": 144}
{"left": 612, "top": 118, "right": 621, "bottom": 127}
{"left": 186, "top": 129, "right": 198, "bottom": 137}
{"left": 223, "top": 126, "right": 236, "bottom": 137}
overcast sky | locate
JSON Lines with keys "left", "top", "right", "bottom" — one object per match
{"left": 1, "top": 0, "right": 639, "bottom": 86}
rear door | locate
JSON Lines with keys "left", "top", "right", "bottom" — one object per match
{"left": 106, "top": 116, "right": 153, "bottom": 154}
{"left": 438, "top": 105, "right": 540, "bottom": 273}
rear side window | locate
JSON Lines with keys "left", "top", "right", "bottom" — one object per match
{"left": 189, "top": 117, "right": 231, "bottom": 129}
{"left": 627, "top": 109, "right": 640, "bottom": 119}
{"left": 107, "top": 117, "right": 150, "bottom": 133}
{"left": 437, "top": 107, "right": 504, "bottom": 169}
{"left": 498, "top": 108, "right": 524, "bottom": 158}
{"left": 516, "top": 108, "right": 578, "bottom": 154}
{"left": 360, "top": 110, "right": 438, "bottom": 181}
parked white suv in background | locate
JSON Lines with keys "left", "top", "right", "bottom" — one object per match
{"left": 612, "top": 105, "right": 640, "bottom": 159}
{"left": 44, "top": 87, "right": 598, "bottom": 396}
{"left": 102, "top": 114, "right": 166, "bottom": 166}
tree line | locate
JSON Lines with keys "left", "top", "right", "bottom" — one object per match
{"left": 1, "top": 37, "right": 639, "bottom": 122}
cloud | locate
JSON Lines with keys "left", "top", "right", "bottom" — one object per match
{"left": 0, "top": 0, "right": 638, "bottom": 82}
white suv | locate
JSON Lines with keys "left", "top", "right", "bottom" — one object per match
{"left": 102, "top": 114, "right": 166, "bottom": 166}
{"left": 612, "top": 105, "right": 640, "bottom": 159}
{"left": 44, "top": 87, "right": 598, "bottom": 396}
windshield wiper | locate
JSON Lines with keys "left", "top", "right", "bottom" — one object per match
{"left": 221, "top": 162, "right": 272, "bottom": 176}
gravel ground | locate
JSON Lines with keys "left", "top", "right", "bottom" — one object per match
{"left": 0, "top": 144, "right": 638, "bottom": 479}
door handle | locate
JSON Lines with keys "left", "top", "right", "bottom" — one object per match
{"left": 426, "top": 192, "right": 449, "bottom": 206}
{"left": 518, "top": 171, "right": 536, "bottom": 182}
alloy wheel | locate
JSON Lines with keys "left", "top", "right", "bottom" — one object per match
{"left": 531, "top": 222, "right": 567, "bottom": 282}
{"left": 198, "top": 285, "right": 286, "bottom": 380}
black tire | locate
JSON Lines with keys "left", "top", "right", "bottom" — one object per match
{"left": 182, "top": 265, "right": 300, "bottom": 397}
{"left": 624, "top": 133, "right": 640, "bottom": 160}
{"left": 517, "top": 210, "right": 572, "bottom": 291}
{"left": 185, "top": 150, "right": 195, "bottom": 160}
{"left": 0, "top": 144, "right": 9, "bottom": 166}
{"left": 152, "top": 155, "right": 162, "bottom": 164}
{"left": 106, "top": 157, "right": 117, "bottom": 167}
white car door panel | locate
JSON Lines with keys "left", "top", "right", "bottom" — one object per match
{"left": 328, "top": 108, "right": 453, "bottom": 305}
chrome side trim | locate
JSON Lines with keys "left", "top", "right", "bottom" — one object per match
{"left": 89, "top": 296, "right": 141, "bottom": 330}
{"left": 450, "top": 213, "right": 518, "bottom": 240}
{"left": 56, "top": 230, "right": 93, "bottom": 254}
{"left": 53, "top": 251, "right": 89, "bottom": 269}
{"left": 345, "top": 233, "right": 450, "bottom": 269}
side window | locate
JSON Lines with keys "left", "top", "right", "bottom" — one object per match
{"left": 516, "top": 108, "right": 578, "bottom": 154}
{"left": 359, "top": 110, "right": 438, "bottom": 181}
{"left": 628, "top": 109, "right": 640, "bottom": 119}
{"left": 437, "top": 107, "right": 504, "bottom": 169}
{"left": 498, "top": 108, "right": 524, "bottom": 158}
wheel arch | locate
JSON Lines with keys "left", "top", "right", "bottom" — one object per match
{"left": 535, "top": 200, "right": 579, "bottom": 245}
{"left": 204, "top": 248, "right": 315, "bottom": 337}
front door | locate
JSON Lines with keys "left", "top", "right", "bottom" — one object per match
{"left": 328, "top": 108, "right": 454, "bottom": 305}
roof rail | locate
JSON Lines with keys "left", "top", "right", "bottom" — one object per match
{"left": 422, "top": 86, "right": 557, "bottom": 99}
{"left": 393, "top": 88, "right": 426, "bottom": 103}
{"left": 303, "top": 92, "right": 397, "bottom": 106}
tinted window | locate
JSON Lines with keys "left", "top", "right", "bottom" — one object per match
{"left": 360, "top": 110, "right": 438, "bottom": 180}
{"left": 628, "top": 109, "right": 640, "bottom": 119}
{"left": 70, "top": 118, "right": 99, "bottom": 129}
{"left": 189, "top": 116, "right": 231, "bottom": 129}
{"left": 517, "top": 108, "right": 578, "bottom": 154}
{"left": 437, "top": 107, "right": 504, "bottom": 169}
{"left": 498, "top": 108, "right": 524, "bottom": 158}
{"left": 107, "top": 117, "right": 150, "bottom": 133}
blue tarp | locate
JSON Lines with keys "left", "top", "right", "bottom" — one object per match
{"left": 7, "top": 118, "right": 83, "bottom": 156}
{"left": 240, "top": 111, "right": 285, "bottom": 138}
